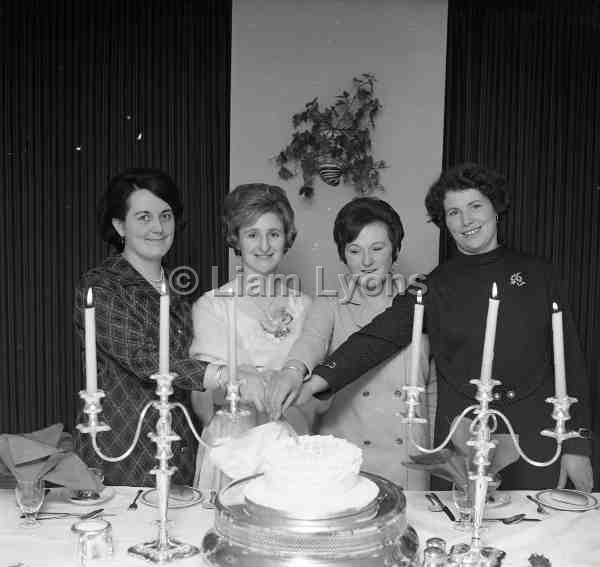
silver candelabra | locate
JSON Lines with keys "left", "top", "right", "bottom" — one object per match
{"left": 77, "top": 372, "right": 239, "bottom": 563}
{"left": 402, "top": 379, "right": 581, "bottom": 566}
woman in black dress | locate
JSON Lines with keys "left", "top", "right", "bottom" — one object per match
{"left": 269, "top": 162, "right": 593, "bottom": 491}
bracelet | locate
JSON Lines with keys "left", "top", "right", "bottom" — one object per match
{"left": 281, "top": 364, "right": 310, "bottom": 383}
{"left": 215, "top": 364, "right": 229, "bottom": 389}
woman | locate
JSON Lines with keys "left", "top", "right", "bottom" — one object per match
{"left": 269, "top": 163, "right": 593, "bottom": 491}
{"left": 74, "top": 168, "right": 207, "bottom": 487}
{"left": 190, "top": 183, "right": 312, "bottom": 489}
{"left": 269, "top": 198, "right": 431, "bottom": 488}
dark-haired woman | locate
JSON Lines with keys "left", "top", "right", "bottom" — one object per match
{"left": 268, "top": 197, "right": 431, "bottom": 489}
{"left": 269, "top": 163, "right": 593, "bottom": 491}
{"left": 74, "top": 168, "right": 208, "bottom": 487}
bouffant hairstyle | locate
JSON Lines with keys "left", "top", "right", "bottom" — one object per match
{"left": 333, "top": 197, "right": 405, "bottom": 264}
{"left": 223, "top": 183, "right": 297, "bottom": 255}
{"left": 98, "top": 168, "right": 184, "bottom": 251}
{"left": 425, "top": 162, "right": 510, "bottom": 228}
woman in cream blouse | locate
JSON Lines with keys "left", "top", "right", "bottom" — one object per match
{"left": 190, "top": 183, "right": 311, "bottom": 490}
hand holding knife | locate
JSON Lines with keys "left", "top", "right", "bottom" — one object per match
{"left": 426, "top": 492, "right": 456, "bottom": 522}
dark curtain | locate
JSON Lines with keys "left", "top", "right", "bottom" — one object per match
{"left": 442, "top": 0, "right": 600, "bottom": 487}
{"left": 0, "top": 1, "right": 231, "bottom": 434}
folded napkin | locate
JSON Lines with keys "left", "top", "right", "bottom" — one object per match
{"left": 208, "top": 421, "right": 297, "bottom": 480}
{"left": 404, "top": 417, "right": 519, "bottom": 486}
{"left": 0, "top": 423, "right": 100, "bottom": 491}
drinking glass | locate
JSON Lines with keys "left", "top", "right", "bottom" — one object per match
{"left": 15, "top": 479, "right": 45, "bottom": 528}
{"left": 452, "top": 481, "right": 473, "bottom": 531}
{"left": 71, "top": 518, "right": 114, "bottom": 566}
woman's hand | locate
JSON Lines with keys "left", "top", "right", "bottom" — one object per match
{"left": 237, "top": 365, "right": 268, "bottom": 413}
{"left": 267, "top": 368, "right": 304, "bottom": 420}
{"left": 557, "top": 454, "right": 594, "bottom": 492}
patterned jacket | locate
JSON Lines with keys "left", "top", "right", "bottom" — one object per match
{"left": 73, "top": 255, "right": 207, "bottom": 486}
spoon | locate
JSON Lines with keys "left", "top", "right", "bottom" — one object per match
{"left": 128, "top": 489, "right": 144, "bottom": 511}
{"left": 483, "top": 513, "right": 541, "bottom": 524}
{"left": 526, "top": 494, "right": 550, "bottom": 514}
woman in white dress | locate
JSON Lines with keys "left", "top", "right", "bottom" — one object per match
{"left": 190, "top": 183, "right": 311, "bottom": 489}
{"left": 268, "top": 197, "right": 432, "bottom": 489}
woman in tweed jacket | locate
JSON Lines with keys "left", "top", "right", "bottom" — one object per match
{"left": 74, "top": 168, "right": 208, "bottom": 487}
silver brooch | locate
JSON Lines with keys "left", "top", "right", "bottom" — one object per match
{"left": 509, "top": 272, "right": 526, "bottom": 287}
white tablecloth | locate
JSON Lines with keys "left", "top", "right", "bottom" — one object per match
{"left": 1, "top": 487, "right": 598, "bottom": 566}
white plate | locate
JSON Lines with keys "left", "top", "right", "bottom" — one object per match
{"left": 534, "top": 489, "right": 598, "bottom": 512}
{"left": 61, "top": 486, "right": 115, "bottom": 506}
{"left": 141, "top": 486, "right": 203, "bottom": 509}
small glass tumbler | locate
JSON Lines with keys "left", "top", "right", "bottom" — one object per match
{"left": 452, "top": 481, "right": 474, "bottom": 531}
{"left": 71, "top": 518, "right": 114, "bottom": 566}
{"left": 15, "top": 478, "right": 45, "bottom": 528}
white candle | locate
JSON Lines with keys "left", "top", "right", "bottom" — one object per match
{"left": 227, "top": 286, "right": 237, "bottom": 382}
{"left": 408, "top": 290, "right": 424, "bottom": 387}
{"left": 552, "top": 302, "right": 567, "bottom": 399}
{"left": 84, "top": 288, "right": 97, "bottom": 393}
{"left": 480, "top": 283, "right": 499, "bottom": 385}
{"left": 159, "top": 281, "right": 170, "bottom": 374}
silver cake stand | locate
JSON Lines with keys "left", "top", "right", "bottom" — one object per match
{"left": 202, "top": 472, "right": 419, "bottom": 567}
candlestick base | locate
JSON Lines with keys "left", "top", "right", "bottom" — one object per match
{"left": 128, "top": 538, "right": 200, "bottom": 563}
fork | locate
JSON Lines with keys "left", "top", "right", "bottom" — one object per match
{"left": 128, "top": 489, "right": 144, "bottom": 510}
{"left": 526, "top": 494, "right": 550, "bottom": 514}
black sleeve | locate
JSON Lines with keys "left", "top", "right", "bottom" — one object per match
{"left": 312, "top": 292, "right": 416, "bottom": 398}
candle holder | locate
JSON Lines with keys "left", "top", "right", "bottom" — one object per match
{"left": 402, "top": 379, "right": 582, "bottom": 566}
{"left": 77, "top": 372, "right": 212, "bottom": 563}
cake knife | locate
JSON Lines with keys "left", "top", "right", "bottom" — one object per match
{"left": 426, "top": 492, "right": 456, "bottom": 522}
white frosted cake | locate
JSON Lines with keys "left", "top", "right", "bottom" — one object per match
{"left": 244, "top": 434, "right": 379, "bottom": 518}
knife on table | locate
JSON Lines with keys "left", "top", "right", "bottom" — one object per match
{"left": 426, "top": 492, "right": 456, "bottom": 522}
